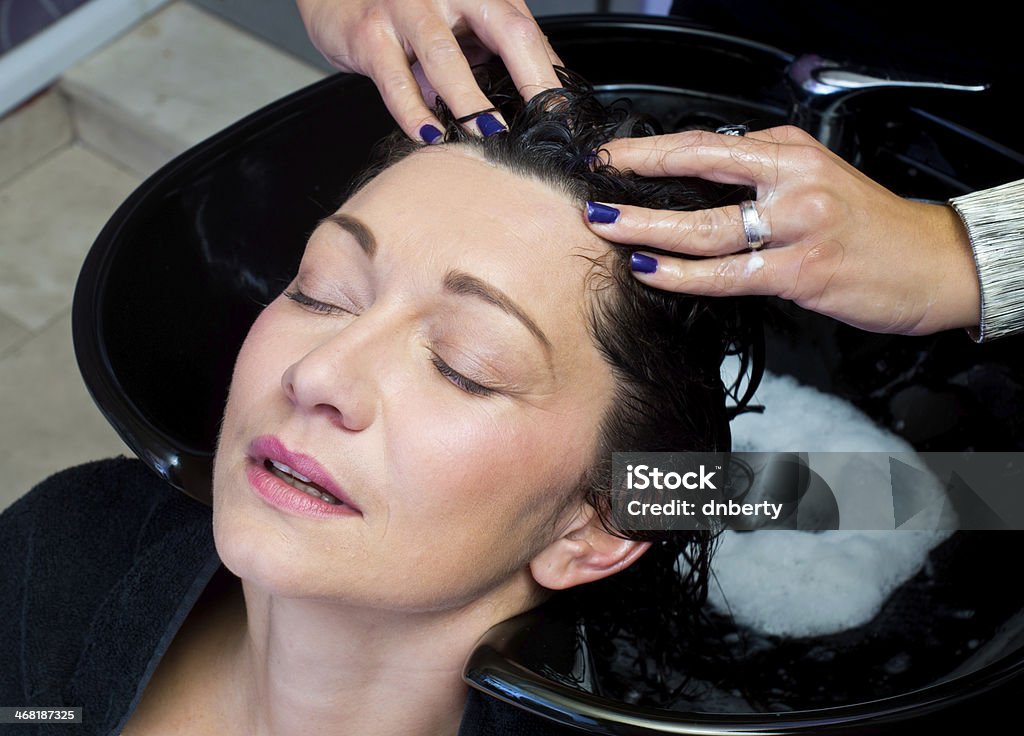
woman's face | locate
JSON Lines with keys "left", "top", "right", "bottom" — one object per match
{"left": 212, "top": 146, "right": 616, "bottom": 615}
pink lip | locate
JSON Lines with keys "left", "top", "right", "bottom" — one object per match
{"left": 246, "top": 435, "right": 362, "bottom": 518}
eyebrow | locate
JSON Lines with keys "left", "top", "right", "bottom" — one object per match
{"left": 322, "top": 213, "right": 376, "bottom": 258}
{"left": 444, "top": 270, "right": 553, "bottom": 358}
{"left": 320, "top": 213, "right": 553, "bottom": 359}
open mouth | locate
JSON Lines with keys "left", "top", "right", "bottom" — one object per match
{"left": 264, "top": 458, "right": 344, "bottom": 506}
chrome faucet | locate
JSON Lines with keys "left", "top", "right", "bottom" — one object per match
{"left": 787, "top": 54, "right": 988, "bottom": 159}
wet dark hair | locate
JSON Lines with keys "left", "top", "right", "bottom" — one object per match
{"left": 352, "top": 64, "right": 765, "bottom": 701}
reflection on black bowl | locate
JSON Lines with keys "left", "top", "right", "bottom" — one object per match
{"left": 469, "top": 530, "right": 1024, "bottom": 733}
{"left": 616, "top": 532, "right": 1024, "bottom": 712}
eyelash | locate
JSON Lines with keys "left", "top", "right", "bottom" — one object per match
{"left": 430, "top": 355, "right": 495, "bottom": 397}
{"left": 284, "top": 288, "right": 351, "bottom": 315}
{"left": 284, "top": 288, "right": 495, "bottom": 397}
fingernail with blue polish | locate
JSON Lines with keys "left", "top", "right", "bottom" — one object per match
{"left": 586, "top": 201, "right": 620, "bottom": 224}
{"left": 631, "top": 253, "right": 658, "bottom": 274}
{"left": 476, "top": 113, "right": 507, "bottom": 137}
{"left": 419, "top": 124, "right": 442, "bottom": 144}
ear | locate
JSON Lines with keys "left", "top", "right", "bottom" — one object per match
{"left": 529, "top": 505, "right": 651, "bottom": 591}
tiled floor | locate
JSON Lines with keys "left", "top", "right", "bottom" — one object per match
{"left": 0, "top": 87, "right": 71, "bottom": 189}
{"left": 0, "top": 1, "right": 325, "bottom": 511}
{"left": 62, "top": 1, "right": 324, "bottom": 176}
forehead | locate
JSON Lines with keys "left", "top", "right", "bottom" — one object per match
{"left": 337, "top": 145, "right": 613, "bottom": 355}
{"left": 345, "top": 145, "right": 596, "bottom": 253}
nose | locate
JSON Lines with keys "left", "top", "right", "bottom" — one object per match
{"left": 281, "top": 322, "right": 379, "bottom": 432}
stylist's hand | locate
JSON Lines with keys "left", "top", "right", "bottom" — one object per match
{"left": 586, "top": 126, "right": 982, "bottom": 336}
{"left": 295, "top": 0, "right": 562, "bottom": 141}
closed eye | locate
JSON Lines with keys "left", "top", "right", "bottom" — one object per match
{"left": 283, "top": 288, "right": 354, "bottom": 315}
{"left": 430, "top": 354, "right": 495, "bottom": 397}
{"left": 286, "top": 288, "right": 496, "bottom": 397}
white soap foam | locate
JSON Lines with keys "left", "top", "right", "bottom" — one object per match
{"left": 743, "top": 253, "right": 765, "bottom": 277}
{"left": 700, "top": 360, "right": 952, "bottom": 638}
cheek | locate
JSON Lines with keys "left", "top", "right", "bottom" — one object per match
{"left": 235, "top": 307, "right": 284, "bottom": 376}
{"left": 222, "top": 307, "right": 292, "bottom": 419}
{"left": 214, "top": 305, "right": 302, "bottom": 500}
{"left": 382, "top": 394, "right": 592, "bottom": 546}
{"left": 370, "top": 398, "right": 598, "bottom": 610}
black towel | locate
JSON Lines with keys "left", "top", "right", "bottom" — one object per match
{"left": 0, "top": 458, "right": 221, "bottom": 736}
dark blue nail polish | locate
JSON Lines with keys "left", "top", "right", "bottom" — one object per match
{"left": 631, "top": 253, "right": 658, "bottom": 274}
{"left": 584, "top": 150, "right": 599, "bottom": 168}
{"left": 586, "top": 201, "right": 620, "bottom": 224}
{"left": 419, "top": 124, "right": 442, "bottom": 144}
{"left": 476, "top": 113, "right": 506, "bottom": 137}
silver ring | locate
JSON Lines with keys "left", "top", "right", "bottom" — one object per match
{"left": 739, "top": 200, "right": 768, "bottom": 250}
{"left": 715, "top": 123, "right": 748, "bottom": 137}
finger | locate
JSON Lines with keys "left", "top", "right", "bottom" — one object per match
{"left": 543, "top": 32, "right": 565, "bottom": 67}
{"left": 367, "top": 39, "right": 447, "bottom": 144}
{"left": 411, "top": 38, "right": 494, "bottom": 108}
{"left": 628, "top": 248, "right": 792, "bottom": 298}
{"left": 584, "top": 201, "right": 777, "bottom": 256}
{"left": 598, "top": 129, "right": 782, "bottom": 188}
{"left": 463, "top": 1, "right": 562, "bottom": 100}
{"left": 411, "top": 59, "right": 439, "bottom": 108}
{"left": 407, "top": 18, "right": 508, "bottom": 136}
{"left": 744, "top": 124, "right": 819, "bottom": 146}
{"left": 501, "top": 0, "right": 565, "bottom": 66}
{"left": 461, "top": 38, "right": 497, "bottom": 68}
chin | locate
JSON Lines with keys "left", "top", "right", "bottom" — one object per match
{"left": 212, "top": 511, "right": 280, "bottom": 589}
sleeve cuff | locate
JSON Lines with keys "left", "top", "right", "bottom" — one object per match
{"left": 949, "top": 178, "right": 1024, "bottom": 343}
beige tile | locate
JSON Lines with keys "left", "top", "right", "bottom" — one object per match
{"left": 61, "top": 1, "right": 326, "bottom": 177}
{"left": 0, "top": 310, "right": 132, "bottom": 513}
{"left": 0, "top": 310, "right": 31, "bottom": 357}
{"left": 66, "top": 86, "right": 186, "bottom": 179}
{"left": 0, "top": 145, "right": 140, "bottom": 332}
{"left": 0, "top": 88, "right": 73, "bottom": 189}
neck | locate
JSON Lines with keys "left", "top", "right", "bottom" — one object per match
{"left": 214, "top": 573, "right": 541, "bottom": 736}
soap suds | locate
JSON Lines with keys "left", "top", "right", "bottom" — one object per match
{"left": 743, "top": 253, "right": 765, "bottom": 276}
{"left": 700, "top": 361, "right": 952, "bottom": 638}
